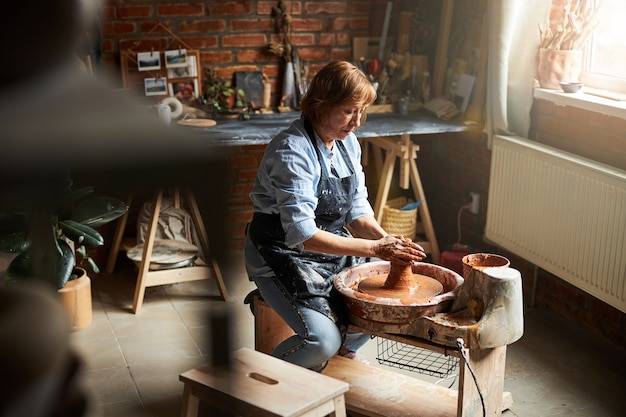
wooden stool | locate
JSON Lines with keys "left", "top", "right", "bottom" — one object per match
{"left": 248, "top": 291, "right": 295, "bottom": 355}
{"left": 179, "top": 347, "right": 348, "bottom": 417}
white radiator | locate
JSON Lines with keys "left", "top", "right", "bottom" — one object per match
{"left": 486, "top": 135, "right": 626, "bottom": 313}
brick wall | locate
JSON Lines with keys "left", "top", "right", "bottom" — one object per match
{"left": 100, "top": 0, "right": 395, "bottom": 103}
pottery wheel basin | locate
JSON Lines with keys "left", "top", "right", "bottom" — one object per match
{"left": 334, "top": 261, "right": 463, "bottom": 324}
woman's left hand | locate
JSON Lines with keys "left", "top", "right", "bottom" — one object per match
{"left": 373, "top": 235, "right": 426, "bottom": 263}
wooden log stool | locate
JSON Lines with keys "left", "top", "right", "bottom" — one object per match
{"left": 246, "top": 290, "right": 295, "bottom": 354}
{"left": 179, "top": 347, "right": 348, "bottom": 417}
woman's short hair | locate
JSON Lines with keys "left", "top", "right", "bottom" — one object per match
{"left": 300, "top": 60, "right": 377, "bottom": 126}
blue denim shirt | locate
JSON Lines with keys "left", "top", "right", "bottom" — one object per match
{"left": 249, "top": 118, "right": 374, "bottom": 248}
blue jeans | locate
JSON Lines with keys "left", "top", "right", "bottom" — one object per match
{"left": 253, "top": 275, "right": 371, "bottom": 371}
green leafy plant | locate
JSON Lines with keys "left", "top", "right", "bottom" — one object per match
{"left": 0, "top": 176, "right": 127, "bottom": 289}
{"left": 200, "top": 67, "right": 236, "bottom": 112}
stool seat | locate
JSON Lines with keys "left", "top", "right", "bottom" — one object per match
{"left": 179, "top": 347, "right": 348, "bottom": 417}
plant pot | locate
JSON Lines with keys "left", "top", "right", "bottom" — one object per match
{"left": 58, "top": 267, "right": 92, "bottom": 331}
{"left": 537, "top": 48, "right": 582, "bottom": 89}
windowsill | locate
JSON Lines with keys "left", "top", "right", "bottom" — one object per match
{"left": 534, "top": 88, "right": 626, "bottom": 120}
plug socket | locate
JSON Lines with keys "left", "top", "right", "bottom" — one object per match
{"left": 469, "top": 192, "right": 480, "bottom": 215}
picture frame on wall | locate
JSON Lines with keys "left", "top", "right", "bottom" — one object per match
{"left": 168, "top": 79, "right": 198, "bottom": 104}
{"left": 144, "top": 77, "right": 168, "bottom": 96}
{"left": 137, "top": 51, "right": 161, "bottom": 71}
{"left": 167, "top": 55, "right": 197, "bottom": 78}
{"left": 165, "top": 49, "right": 188, "bottom": 68}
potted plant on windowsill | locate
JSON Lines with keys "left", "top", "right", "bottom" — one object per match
{"left": 0, "top": 174, "right": 127, "bottom": 330}
{"left": 537, "top": 0, "right": 602, "bottom": 89}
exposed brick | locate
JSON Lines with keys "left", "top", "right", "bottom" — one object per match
{"left": 231, "top": 18, "right": 274, "bottom": 32}
{"left": 222, "top": 34, "right": 268, "bottom": 47}
{"left": 180, "top": 36, "right": 220, "bottom": 49}
{"left": 336, "top": 32, "right": 352, "bottom": 46}
{"left": 305, "top": 2, "right": 348, "bottom": 14}
{"left": 156, "top": 4, "right": 204, "bottom": 17}
{"left": 236, "top": 49, "right": 274, "bottom": 63}
{"left": 331, "top": 17, "right": 369, "bottom": 31}
{"left": 292, "top": 18, "right": 323, "bottom": 31}
{"left": 298, "top": 47, "right": 328, "bottom": 61}
{"left": 330, "top": 48, "right": 353, "bottom": 60}
{"left": 179, "top": 20, "right": 227, "bottom": 33}
{"left": 102, "top": 5, "right": 116, "bottom": 19}
{"left": 208, "top": 1, "right": 253, "bottom": 15}
{"left": 102, "top": 39, "right": 115, "bottom": 54}
{"left": 257, "top": 1, "right": 302, "bottom": 15}
{"left": 291, "top": 33, "right": 315, "bottom": 47}
{"left": 319, "top": 33, "right": 336, "bottom": 46}
{"left": 200, "top": 51, "right": 233, "bottom": 65}
{"left": 118, "top": 5, "right": 152, "bottom": 19}
{"left": 102, "top": 22, "right": 136, "bottom": 36}
{"left": 139, "top": 21, "right": 172, "bottom": 34}
{"left": 231, "top": 154, "right": 259, "bottom": 168}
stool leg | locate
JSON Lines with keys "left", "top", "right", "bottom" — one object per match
{"left": 132, "top": 190, "right": 163, "bottom": 314}
{"left": 180, "top": 383, "right": 199, "bottom": 417}
{"left": 331, "top": 395, "right": 347, "bottom": 417}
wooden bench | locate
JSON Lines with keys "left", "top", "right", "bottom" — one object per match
{"left": 179, "top": 347, "right": 349, "bottom": 417}
{"left": 324, "top": 355, "right": 513, "bottom": 417}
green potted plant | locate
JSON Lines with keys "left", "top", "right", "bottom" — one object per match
{"left": 0, "top": 173, "right": 127, "bottom": 330}
{"left": 198, "top": 67, "right": 248, "bottom": 119}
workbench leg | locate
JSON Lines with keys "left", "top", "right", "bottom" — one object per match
{"left": 409, "top": 157, "right": 440, "bottom": 263}
{"left": 183, "top": 189, "right": 229, "bottom": 301}
{"left": 373, "top": 150, "right": 398, "bottom": 223}
{"left": 457, "top": 346, "right": 507, "bottom": 417}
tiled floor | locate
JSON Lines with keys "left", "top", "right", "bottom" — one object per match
{"left": 68, "top": 253, "right": 626, "bottom": 417}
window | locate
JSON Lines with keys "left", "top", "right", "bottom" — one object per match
{"left": 581, "top": 0, "right": 626, "bottom": 95}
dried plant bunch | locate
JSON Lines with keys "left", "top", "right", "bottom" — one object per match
{"left": 539, "top": 0, "right": 604, "bottom": 50}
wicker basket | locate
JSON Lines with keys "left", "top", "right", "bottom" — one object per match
{"left": 380, "top": 197, "right": 418, "bottom": 240}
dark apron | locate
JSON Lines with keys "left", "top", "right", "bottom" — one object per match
{"left": 248, "top": 120, "right": 362, "bottom": 327}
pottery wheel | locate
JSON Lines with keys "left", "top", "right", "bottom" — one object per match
{"left": 357, "top": 273, "right": 443, "bottom": 299}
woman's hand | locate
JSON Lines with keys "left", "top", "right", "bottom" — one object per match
{"left": 373, "top": 235, "right": 426, "bottom": 264}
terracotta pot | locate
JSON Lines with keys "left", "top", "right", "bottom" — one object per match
{"left": 461, "top": 253, "right": 510, "bottom": 280}
{"left": 58, "top": 267, "right": 92, "bottom": 331}
{"left": 537, "top": 48, "right": 582, "bottom": 89}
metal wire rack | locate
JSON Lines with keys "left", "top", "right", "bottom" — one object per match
{"left": 376, "top": 338, "right": 459, "bottom": 378}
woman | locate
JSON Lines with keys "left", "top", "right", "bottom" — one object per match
{"left": 245, "top": 60, "right": 426, "bottom": 371}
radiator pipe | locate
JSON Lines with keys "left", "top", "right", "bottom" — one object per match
{"left": 530, "top": 265, "right": 539, "bottom": 307}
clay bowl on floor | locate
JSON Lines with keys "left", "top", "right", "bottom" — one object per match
{"left": 334, "top": 261, "right": 463, "bottom": 324}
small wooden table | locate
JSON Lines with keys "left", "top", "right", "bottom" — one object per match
{"left": 179, "top": 347, "right": 349, "bottom": 417}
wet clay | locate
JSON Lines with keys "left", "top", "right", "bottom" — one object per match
{"left": 357, "top": 259, "right": 443, "bottom": 299}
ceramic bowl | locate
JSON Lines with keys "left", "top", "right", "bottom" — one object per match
{"left": 560, "top": 82, "right": 583, "bottom": 93}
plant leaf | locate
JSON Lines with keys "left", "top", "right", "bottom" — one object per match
{"left": 5, "top": 239, "right": 74, "bottom": 289}
{"left": 71, "top": 196, "right": 128, "bottom": 228}
{"left": 59, "top": 220, "right": 104, "bottom": 247}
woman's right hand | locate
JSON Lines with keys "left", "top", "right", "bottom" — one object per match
{"left": 373, "top": 235, "right": 426, "bottom": 264}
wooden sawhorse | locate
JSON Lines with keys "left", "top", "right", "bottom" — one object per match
{"left": 106, "top": 188, "right": 228, "bottom": 314}
{"left": 361, "top": 134, "right": 440, "bottom": 263}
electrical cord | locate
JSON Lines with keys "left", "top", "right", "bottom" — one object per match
{"left": 456, "top": 338, "right": 486, "bottom": 417}
{"left": 456, "top": 204, "right": 472, "bottom": 244}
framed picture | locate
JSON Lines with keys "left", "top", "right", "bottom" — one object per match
{"left": 169, "top": 79, "right": 198, "bottom": 104}
{"left": 165, "top": 49, "right": 188, "bottom": 68}
{"left": 144, "top": 77, "right": 168, "bottom": 96}
{"left": 137, "top": 51, "right": 161, "bottom": 71}
{"left": 167, "top": 55, "right": 197, "bottom": 79}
